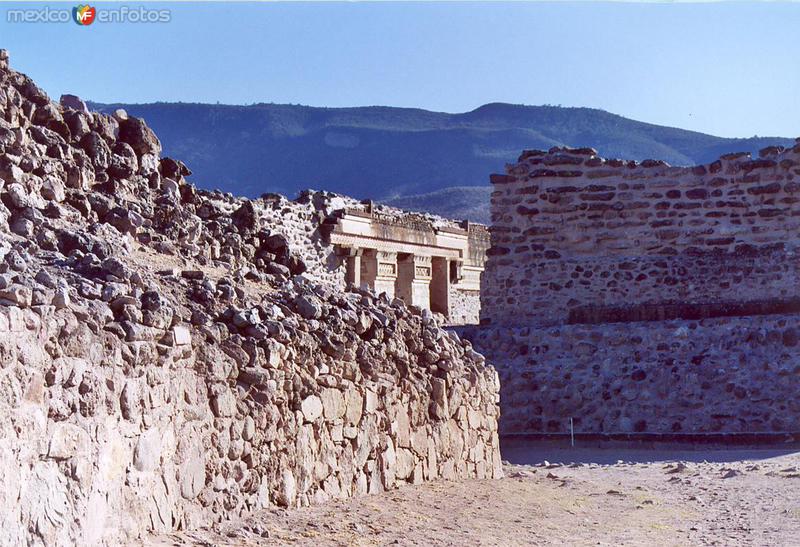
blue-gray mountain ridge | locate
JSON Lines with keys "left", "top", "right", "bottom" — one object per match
{"left": 90, "top": 101, "right": 793, "bottom": 223}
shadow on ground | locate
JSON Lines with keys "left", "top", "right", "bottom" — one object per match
{"left": 501, "top": 437, "right": 800, "bottom": 465}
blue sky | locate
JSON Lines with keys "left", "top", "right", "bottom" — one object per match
{"left": 1, "top": 1, "right": 798, "bottom": 138}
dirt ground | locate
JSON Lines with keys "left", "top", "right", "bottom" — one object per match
{"left": 144, "top": 442, "right": 800, "bottom": 547}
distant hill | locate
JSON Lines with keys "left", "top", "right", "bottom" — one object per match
{"left": 90, "top": 101, "right": 793, "bottom": 221}
{"left": 383, "top": 186, "right": 493, "bottom": 225}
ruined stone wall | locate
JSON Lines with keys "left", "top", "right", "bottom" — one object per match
{"left": 460, "top": 315, "right": 800, "bottom": 435}
{"left": 443, "top": 223, "right": 488, "bottom": 325}
{"left": 466, "top": 143, "right": 800, "bottom": 436}
{"left": 253, "top": 194, "right": 489, "bottom": 328}
{"left": 0, "top": 52, "right": 501, "bottom": 545}
{"left": 482, "top": 144, "right": 800, "bottom": 327}
{"left": 259, "top": 192, "right": 348, "bottom": 288}
{"left": 466, "top": 223, "right": 490, "bottom": 269}
{"left": 2, "top": 294, "right": 501, "bottom": 546}
{"left": 448, "top": 287, "right": 480, "bottom": 325}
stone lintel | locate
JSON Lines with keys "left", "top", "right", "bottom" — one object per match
{"left": 335, "top": 245, "right": 364, "bottom": 257}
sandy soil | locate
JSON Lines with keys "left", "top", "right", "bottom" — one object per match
{"left": 142, "top": 442, "right": 800, "bottom": 547}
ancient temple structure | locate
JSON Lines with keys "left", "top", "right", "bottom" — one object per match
{"left": 321, "top": 203, "right": 488, "bottom": 323}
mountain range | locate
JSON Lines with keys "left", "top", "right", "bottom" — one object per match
{"left": 90, "top": 101, "right": 794, "bottom": 223}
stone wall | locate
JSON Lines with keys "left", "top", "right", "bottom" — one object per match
{"left": 445, "top": 223, "right": 488, "bottom": 325}
{"left": 448, "top": 287, "right": 480, "bottom": 325}
{"left": 166, "top": 180, "right": 489, "bottom": 329}
{"left": 260, "top": 191, "right": 348, "bottom": 288}
{"left": 0, "top": 51, "right": 501, "bottom": 545}
{"left": 465, "top": 143, "right": 800, "bottom": 437}
{"left": 460, "top": 315, "right": 800, "bottom": 435}
{"left": 466, "top": 223, "right": 490, "bottom": 270}
{"left": 482, "top": 144, "right": 800, "bottom": 327}
{"left": 2, "top": 292, "right": 501, "bottom": 545}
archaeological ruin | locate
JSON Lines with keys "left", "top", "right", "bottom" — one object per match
{"left": 323, "top": 202, "right": 488, "bottom": 324}
{"left": 4, "top": 36, "right": 799, "bottom": 545}
{"left": 460, "top": 144, "right": 800, "bottom": 437}
{"left": 216, "top": 191, "right": 489, "bottom": 326}
{"left": 0, "top": 50, "right": 501, "bottom": 545}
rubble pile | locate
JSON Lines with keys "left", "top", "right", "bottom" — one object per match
{"left": 0, "top": 50, "right": 501, "bottom": 545}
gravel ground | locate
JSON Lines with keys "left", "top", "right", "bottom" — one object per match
{"left": 142, "top": 443, "right": 800, "bottom": 547}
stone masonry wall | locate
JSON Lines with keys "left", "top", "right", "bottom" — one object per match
{"left": 0, "top": 51, "right": 501, "bottom": 545}
{"left": 259, "top": 191, "right": 348, "bottom": 288}
{"left": 2, "top": 293, "right": 501, "bottom": 546}
{"left": 466, "top": 142, "right": 800, "bottom": 437}
{"left": 448, "top": 287, "right": 480, "bottom": 325}
{"left": 482, "top": 143, "right": 800, "bottom": 327}
{"left": 460, "top": 315, "right": 800, "bottom": 435}
{"left": 247, "top": 193, "right": 488, "bottom": 326}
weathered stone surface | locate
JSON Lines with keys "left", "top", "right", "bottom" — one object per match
{"left": 483, "top": 147, "right": 800, "bottom": 328}
{"left": 48, "top": 423, "right": 89, "bottom": 460}
{"left": 133, "top": 428, "right": 163, "bottom": 472}
{"left": 172, "top": 325, "right": 191, "bottom": 346}
{"left": 211, "top": 389, "right": 237, "bottom": 418}
{"left": 60, "top": 94, "right": 89, "bottom": 113}
{"left": 294, "top": 294, "right": 323, "bottom": 319}
{"left": 179, "top": 447, "right": 206, "bottom": 500}
{"left": 461, "top": 315, "right": 800, "bottom": 435}
{"left": 320, "top": 388, "right": 345, "bottom": 420}
{"left": 0, "top": 51, "right": 501, "bottom": 547}
{"left": 0, "top": 284, "right": 32, "bottom": 307}
{"left": 118, "top": 116, "right": 161, "bottom": 156}
{"left": 301, "top": 395, "right": 324, "bottom": 422}
{"left": 466, "top": 142, "right": 800, "bottom": 438}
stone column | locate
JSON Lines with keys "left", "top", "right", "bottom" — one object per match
{"left": 396, "top": 254, "right": 432, "bottom": 309}
{"left": 361, "top": 249, "right": 397, "bottom": 298}
{"left": 337, "top": 247, "right": 363, "bottom": 288}
{"left": 430, "top": 257, "right": 450, "bottom": 316}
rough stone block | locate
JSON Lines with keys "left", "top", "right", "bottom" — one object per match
{"left": 172, "top": 325, "right": 192, "bottom": 346}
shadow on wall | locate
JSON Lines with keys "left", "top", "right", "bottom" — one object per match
{"left": 502, "top": 438, "right": 800, "bottom": 465}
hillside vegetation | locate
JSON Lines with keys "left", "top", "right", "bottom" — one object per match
{"left": 91, "top": 101, "right": 793, "bottom": 221}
